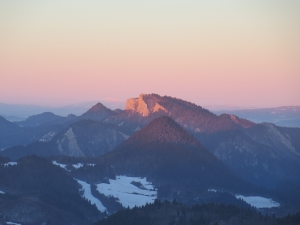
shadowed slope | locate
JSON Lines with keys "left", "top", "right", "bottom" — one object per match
{"left": 99, "top": 117, "right": 255, "bottom": 198}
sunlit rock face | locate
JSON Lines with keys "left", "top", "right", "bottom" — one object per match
{"left": 125, "top": 94, "right": 168, "bottom": 117}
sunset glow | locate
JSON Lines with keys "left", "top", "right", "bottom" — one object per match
{"left": 0, "top": 0, "right": 299, "bottom": 107}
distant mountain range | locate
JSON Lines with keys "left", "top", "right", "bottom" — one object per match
{"left": 0, "top": 99, "right": 125, "bottom": 120}
{"left": 1, "top": 93, "right": 300, "bottom": 224}
{"left": 2, "top": 101, "right": 299, "bottom": 127}
{"left": 1, "top": 94, "right": 300, "bottom": 189}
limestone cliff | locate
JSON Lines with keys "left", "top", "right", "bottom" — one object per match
{"left": 125, "top": 94, "right": 168, "bottom": 116}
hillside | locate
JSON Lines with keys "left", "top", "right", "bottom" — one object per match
{"left": 0, "top": 155, "right": 103, "bottom": 224}
{"left": 1, "top": 119, "right": 129, "bottom": 160}
{"left": 91, "top": 117, "right": 264, "bottom": 205}
{"left": 93, "top": 200, "right": 300, "bottom": 225}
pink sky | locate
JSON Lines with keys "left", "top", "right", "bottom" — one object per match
{"left": 0, "top": 1, "right": 299, "bottom": 107}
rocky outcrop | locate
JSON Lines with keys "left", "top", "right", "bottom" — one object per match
{"left": 125, "top": 94, "right": 168, "bottom": 116}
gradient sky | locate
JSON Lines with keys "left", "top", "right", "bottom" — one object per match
{"left": 0, "top": 0, "right": 299, "bottom": 108}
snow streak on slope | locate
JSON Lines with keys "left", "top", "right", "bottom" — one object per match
{"left": 96, "top": 176, "right": 157, "bottom": 208}
{"left": 235, "top": 195, "right": 280, "bottom": 208}
{"left": 0, "top": 190, "right": 5, "bottom": 194}
{"left": 39, "top": 131, "right": 56, "bottom": 142}
{"left": 76, "top": 179, "right": 106, "bottom": 212}
{"left": 6, "top": 222, "right": 22, "bottom": 225}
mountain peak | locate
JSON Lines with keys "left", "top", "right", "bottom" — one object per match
{"left": 218, "top": 113, "right": 255, "bottom": 128}
{"left": 123, "top": 116, "right": 199, "bottom": 146}
{"left": 106, "top": 115, "right": 230, "bottom": 187}
{"left": 87, "top": 102, "right": 110, "bottom": 112}
{"left": 81, "top": 102, "right": 112, "bottom": 121}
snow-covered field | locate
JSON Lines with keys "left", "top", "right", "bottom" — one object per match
{"left": 96, "top": 175, "right": 157, "bottom": 208}
{"left": 76, "top": 179, "right": 106, "bottom": 212}
{"left": 207, "top": 189, "right": 280, "bottom": 209}
{"left": 235, "top": 195, "right": 280, "bottom": 208}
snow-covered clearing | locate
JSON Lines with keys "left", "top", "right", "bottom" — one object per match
{"left": 4, "top": 162, "right": 17, "bottom": 167}
{"left": 207, "top": 189, "right": 280, "bottom": 209}
{"left": 96, "top": 175, "right": 157, "bottom": 208}
{"left": 76, "top": 179, "right": 106, "bottom": 212}
{"left": 235, "top": 195, "right": 280, "bottom": 208}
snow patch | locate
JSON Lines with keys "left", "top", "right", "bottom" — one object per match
{"left": 72, "top": 163, "right": 84, "bottom": 169}
{"left": 235, "top": 195, "right": 280, "bottom": 208}
{"left": 120, "top": 132, "right": 129, "bottom": 140}
{"left": 4, "top": 162, "right": 17, "bottom": 167}
{"left": 0, "top": 190, "right": 5, "bottom": 194}
{"left": 52, "top": 161, "right": 95, "bottom": 170}
{"left": 52, "top": 161, "right": 69, "bottom": 171}
{"left": 96, "top": 175, "right": 157, "bottom": 208}
{"left": 208, "top": 189, "right": 217, "bottom": 192}
{"left": 76, "top": 179, "right": 106, "bottom": 212}
{"left": 6, "top": 222, "right": 22, "bottom": 225}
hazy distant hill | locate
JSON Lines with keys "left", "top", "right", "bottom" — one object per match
{"left": 16, "top": 112, "right": 77, "bottom": 127}
{"left": 214, "top": 106, "right": 300, "bottom": 128}
{"left": 0, "top": 112, "right": 77, "bottom": 150}
{"left": 0, "top": 115, "right": 69, "bottom": 150}
{"left": 1, "top": 119, "right": 129, "bottom": 159}
{"left": 0, "top": 99, "right": 125, "bottom": 119}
